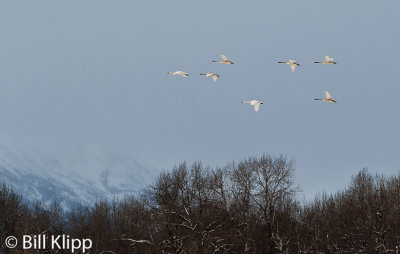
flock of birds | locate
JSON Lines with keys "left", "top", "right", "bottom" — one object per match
{"left": 168, "top": 54, "right": 337, "bottom": 112}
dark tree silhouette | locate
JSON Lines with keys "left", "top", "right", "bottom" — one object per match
{"left": 1, "top": 156, "right": 399, "bottom": 253}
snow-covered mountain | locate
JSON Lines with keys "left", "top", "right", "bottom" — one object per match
{"left": 0, "top": 147, "right": 155, "bottom": 210}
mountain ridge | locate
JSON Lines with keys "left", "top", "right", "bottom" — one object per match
{"left": 0, "top": 149, "right": 153, "bottom": 210}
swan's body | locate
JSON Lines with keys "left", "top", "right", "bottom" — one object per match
{"left": 314, "top": 90, "right": 336, "bottom": 103}
{"left": 278, "top": 59, "right": 300, "bottom": 72}
{"left": 200, "top": 72, "right": 220, "bottom": 82}
{"left": 314, "top": 56, "right": 336, "bottom": 65}
{"left": 167, "top": 71, "right": 189, "bottom": 77}
{"left": 212, "top": 54, "right": 234, "bottom": 64}
{"left": 241, "top": 100, "right": 263, "bottom": 112}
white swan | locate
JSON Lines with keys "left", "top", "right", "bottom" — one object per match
{"left": 212, "top": 54, "right": 234, "bottom": 64}
{"left": 241, "top": 100, "right": 263, "bottom": 112}
{"left": 200, "top": 72, "right": 220, "bottom": 82}
{"left": 167, "top": 71, "right": 189, "bottom": 77}
{"left": 314, "top": 90, "right": 336, "bottom": 103}
{"left": 314, "top": 56, "right": 336, "bottom": 65}
{"left": 278, "top": 59, "right": 300, "bottom": 72}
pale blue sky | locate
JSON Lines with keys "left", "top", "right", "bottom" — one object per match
{"left": 0, "top": 0, "right": 399, "bottom": 198}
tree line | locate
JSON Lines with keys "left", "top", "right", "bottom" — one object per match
{"left": 1, "top": 154, "right": 399, "bottom": 253}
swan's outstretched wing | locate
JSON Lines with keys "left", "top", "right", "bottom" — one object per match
{"left": 290, "top": 65, "right": 296, "bottom": 72}
{"left": 325, "top": 90, "right": 332, "bottom": 99}
{"left": 325, "top": 56, "right": 333, "bottom": 62}
{"left": 220, "top": 54, "right": 229, "bottom": 61}
{"left": 212, "top": 75, "right": 218, "bottom": 82}
{"left": 254, "top": 103, "right": 260, "bottom": 112}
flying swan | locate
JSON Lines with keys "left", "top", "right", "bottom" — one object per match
{"left": 241, "top": 100, "right": 263, "bottom": 111}
{"left": 167, "top": 71, "right": 189, "bottom": 77}
{"left": 314, "top": 90, "right": 336, "bottom": 103}
{"left": 212, "top": 54, "right": 234, "bottom": 64}
{"left": 278, "top": 59, "right": 300, "bottom": 72}
{"left": 200, "top": 72, "right": 220, "bottom": 82}
{"left": 314, "top": 56, "right": 336, "bottom": 65}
